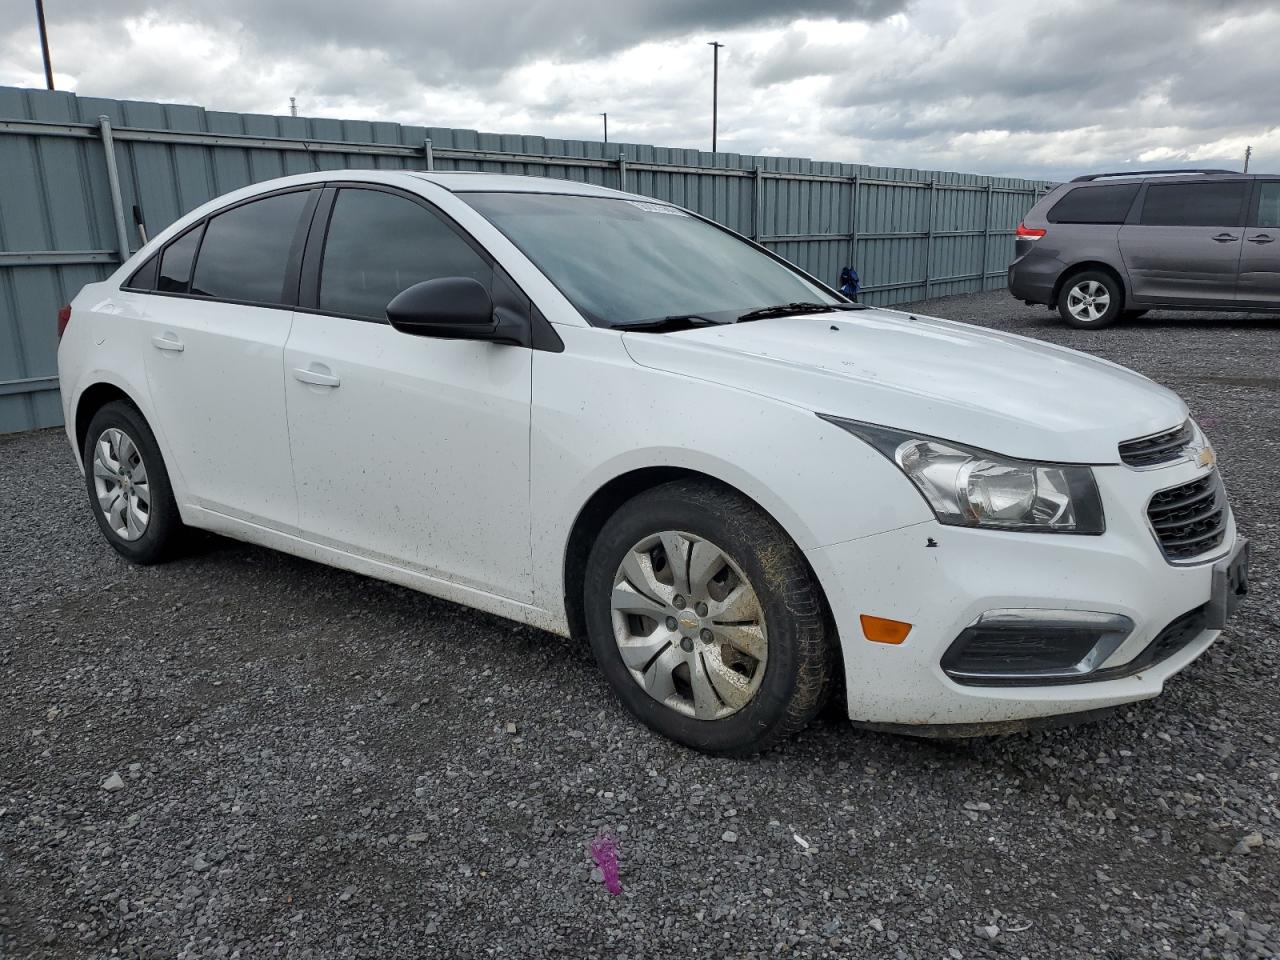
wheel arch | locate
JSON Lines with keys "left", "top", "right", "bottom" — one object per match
{"left": 1052, "top": 260, "right": 1128, "bottom": 308}
{"left": 560, "top": 466, "right": 843, "bottom": 679}
{"left": 75, "top": 382, "right": 138, "bottom": 458}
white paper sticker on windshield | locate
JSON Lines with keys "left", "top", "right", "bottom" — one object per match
{"left": 625, "top": 200, "right": 689, "bottom": 216}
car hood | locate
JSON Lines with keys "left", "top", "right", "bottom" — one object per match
{"left": 621, "top": 309, "right": 1188, "bottom": 463}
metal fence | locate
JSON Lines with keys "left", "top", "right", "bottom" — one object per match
{"left": 0, "top": 85, "right": 1049, "bottom": 434}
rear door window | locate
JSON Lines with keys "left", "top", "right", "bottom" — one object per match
{"left": 1252, "top": 182, "right": 1280, "bottom": 228}
{"left": 1139, "top": 181, "right": 1248, "bottom": 227}
{"left": 189, "top": 191, "right": 310, "bottom": 304}
{"left": 1047, "top": 184, "right": 1139, "bottom": 224}
{"left": 318, "top": 188, "right": 491, "bottom": 321}
{"left": 157, "top": 225, "right": 202, "bottom": 293}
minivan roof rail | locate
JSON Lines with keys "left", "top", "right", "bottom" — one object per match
{"left": 1071, "top": 169, "right": 1238, "bottom": 182}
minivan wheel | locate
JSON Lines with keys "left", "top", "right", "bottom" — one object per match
{"left": 82, "top": 400, "right": 185, "bottom": 564}
{"left": 583, "top": 479, "right": 833, "bottom": 756}
{"left": 1058, "top": 271, "right": 1123, "bottom": 329}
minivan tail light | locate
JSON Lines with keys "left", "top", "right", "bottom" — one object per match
{"left": 1016, "top": 223, "right": 1046, "bottom": 240}
{"left": 57, "top": 305, "right": 72, "bottom": 340}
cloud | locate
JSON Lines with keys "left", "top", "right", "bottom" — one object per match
{"left": 0, "top": 0, "right": 1274, "bottom": 180}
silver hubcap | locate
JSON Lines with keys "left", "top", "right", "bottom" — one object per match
{"left": 92, "top": 427, "right": 150, "bottom": 541}
{"left": 1067, "top": 280, "right": 1111, "bottom": 323}
{"left": 610, "top": 531, "right": 768, "bottom": 720}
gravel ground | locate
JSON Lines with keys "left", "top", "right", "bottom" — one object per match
{"left": 2, "top": 291, "right": 1278, "bottom": 960}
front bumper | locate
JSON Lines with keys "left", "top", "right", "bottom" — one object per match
{"left": 806, "top": 460, "right": 1239, "bottom": 728}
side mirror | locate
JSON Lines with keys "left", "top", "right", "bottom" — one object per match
{"left": 386, "top": 277, "right": 496, "bottom": 339}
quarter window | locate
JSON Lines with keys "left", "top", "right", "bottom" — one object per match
{"left": 1047, "top": 184, "right": 1139, "bottom": 224}
{"left": 319, "top": 188, "right": 491, "bottom": 321}
{"left": 189, "top": 191, "right": 309, "bottom": 304}
{"left": 1253, "top": 182, "right": 1280, "bottom": 228}
{"left": 157, "top": 226, "right": 202, "bottom": 293}
{"left": 1139, "top": 181, "right": 1247, "bottom": 227}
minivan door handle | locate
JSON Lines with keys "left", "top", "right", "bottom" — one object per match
{"left": 150, "top": 333, "right": 185, "bottom": 352}
{"left": 292, "top": 364, "right": 341, "bottom": 388}
{"left": 1247, "top": 233, "right": 1275, "bottom": 244}
{"left": 1212, "top": 233, "right": 1239, "bottom": 243}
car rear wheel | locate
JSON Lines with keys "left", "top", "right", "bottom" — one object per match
{"left": 82, "top": 400, "right": 186, "bottom": 564}
{"left": 1058, "top": 271, "right": 1123, "bottom": 329}
{"left": 583, "top": 479, "right": 834, "bottom": 756}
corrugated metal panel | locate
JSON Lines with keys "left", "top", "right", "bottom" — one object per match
{"left": 0, "top": 84, "right": 1048, "bottom": 433}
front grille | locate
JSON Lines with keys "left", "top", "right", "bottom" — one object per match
{"left": 1119, "top": 421, "right": 1194, "bottom": 468}
{"left": 1147, "top": 472, "right": 1227, "bottom": 561}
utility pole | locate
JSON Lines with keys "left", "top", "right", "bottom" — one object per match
{"left": 34, "top": 0, "right": 54, "bottom": 90}
{"left": 290, "top": 97, "right": 298, "bottom": 117}
{"left": 1243, "top": 145, "right": 1252, "bottom": 173}
{"left": 708, "top": 41, "right": 724, "bottom": 153}
{"left": 601, "top": 112, "right": 608, "bottom": 145}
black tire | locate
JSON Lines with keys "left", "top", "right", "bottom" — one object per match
{"left": 583, "top": 479, "right": 834, "bottom": 756}
{"left": 1057, "top": 270, "right": 1123, "bottom": 329}
{"left": 1121, "top": 309, "right": 1149, "bottom": 320}
{"left": 82, "top": 400, "right": 186, "bottom": 565}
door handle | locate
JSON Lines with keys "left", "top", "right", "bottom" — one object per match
{"left": 293, "top": 365, "right": 341, "bottom": 388}
{"left": 1248, "top": 233, "right": 1275, "bottom": 244}
{"left": 150, "top": 333, "right": 184, "bottom": 352}
{"left": 1212, "top": 233, "right": 1239, "bottom": 243}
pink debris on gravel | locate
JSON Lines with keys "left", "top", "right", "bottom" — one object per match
{"left": 589, "top": 834, "right": 622, "bottom": 895}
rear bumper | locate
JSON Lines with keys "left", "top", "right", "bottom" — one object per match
{"left": 806, "top": 461, "right": 1238, "bottom": 729}
{"left": 1007, "top": 252, "right": 1064, "bottom": 305}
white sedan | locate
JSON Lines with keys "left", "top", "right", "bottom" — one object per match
{"left": 56, "top": 170, "right": 1249, "bottom": 754}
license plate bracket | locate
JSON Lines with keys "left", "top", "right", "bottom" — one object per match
{"left": 1205, "top": 538, "right": 1250, "bottom": 630}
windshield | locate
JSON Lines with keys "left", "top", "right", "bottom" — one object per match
{"left": 459, "top": 192, "right": 841, "bottom": 327}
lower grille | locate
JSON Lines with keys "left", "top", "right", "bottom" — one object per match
{"left": 1147, "top": 471, "right": 1227, "bottom": 561}
{"left": 1119, "top": 421, "right": 1193, "bottom": 468}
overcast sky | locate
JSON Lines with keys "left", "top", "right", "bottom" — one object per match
{"left": 1, "top": 0, "right": 1274, "bottom": 180}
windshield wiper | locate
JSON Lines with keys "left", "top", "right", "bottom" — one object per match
{"left": 615, "top": 314, "right": 729, "bottom": 332}
{"left": 736, "top": 301, "right": 869, "bottom": 322}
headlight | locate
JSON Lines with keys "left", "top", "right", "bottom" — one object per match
{"left": 820, "top": 416, "right": 1105, "bottom": 534}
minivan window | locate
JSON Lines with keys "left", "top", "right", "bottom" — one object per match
{"left": 1047, "top": 183, "right": 1139, "bottom": 224}
{"left": 190, "top": 191, "right": 309, "bottom": 303}
{"left": 460, "top": 192, "right": 837, "bottom": 327}
{"left": 1139, "top": 181, "right": 1247, "bottom": 227}
{"left": 319, "top": 188, "right": 491, "bottom": 321}
{"left": 1253, "top": 182, "right": 1280, "bottom": 228}
{"left": 157, "top": 226, "right": 202, "bottom": 293}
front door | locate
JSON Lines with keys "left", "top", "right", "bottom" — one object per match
{"left": 141, "top": 189, "right": 314, "bottom": 527}
{"left": 1119, "top": 179, "right": 1248, "bottom": 305}
{"left": 284, "top": 186, "right": 533, "bottom": 600}
{"left": 1239, "top": 180, "right": 1280, "bottom": 306}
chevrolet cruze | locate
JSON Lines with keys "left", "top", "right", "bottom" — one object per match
{"left": 57, "top": 170, "right": 1250, "bottom": 754}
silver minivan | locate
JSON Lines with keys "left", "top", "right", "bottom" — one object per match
{"left": 1008, "top": 170, "right": 1280, "bottom": 328}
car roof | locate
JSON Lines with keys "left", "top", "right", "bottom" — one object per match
{"left": 406, "top": 171, "right": 636, "bottom": 198}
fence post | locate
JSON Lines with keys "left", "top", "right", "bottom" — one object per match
{"left": 97, "top": 116, "right": 131, "bottom": 263}
{"left": 618, "top": 151, "right": 627, "bottom": 192}
{"left": 981, "top": 182, "right": 993, "bottom": 292}
{"left": 752, "top": 166, "right": 763, "bottom": 240}
{"left": 423, "top": 138, "right": 434, "bottom": 171}
{"left": 923, "top": 179, "right": 936, "bottom": 300}
{"left": 848, "top": 173, "right": 859, "bottom": 277}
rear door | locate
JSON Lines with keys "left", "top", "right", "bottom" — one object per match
{"left": 1238, "top": 179, "right": 1280, "bottom": 306}
{"left": 140, "top": 188, "right": 316, "bottom": 527}
{"left": 1119, "top": 179, "right": 1248, "bottom": 305}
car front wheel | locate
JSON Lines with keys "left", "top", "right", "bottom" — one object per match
{"left": 583, "top": 479, "right": 834, "bottom": 756}
{"left": 1058, "top": 271, "right": 1123, "bottom": 329}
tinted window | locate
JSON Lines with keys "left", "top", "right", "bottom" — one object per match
{"left": 1139, "top": 181, "right": 1247, "bottom": 227}
{"left": 1253, "top": 182, "right": 1280, "bottom": 228}
{"left": 190, "top": 191, "right": 309, "bottom": 303}
{"left": 460, "top": 192, "right": 837, "bottom": 327}
{"left": 319, "top": 189, "right": 490, "bottom": 320}
{"left": 157, "top": 226, "right": 202, "bottom": 293}
{"left": 125, "top": 253, "right": 159, "bottom": 291}
{"left": 1047, "top": 183, "right": 1139, "bottom": 224}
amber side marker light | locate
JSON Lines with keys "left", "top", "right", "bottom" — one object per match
{"left": 860, "top": 614, "right": 913, "bottom": 645}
